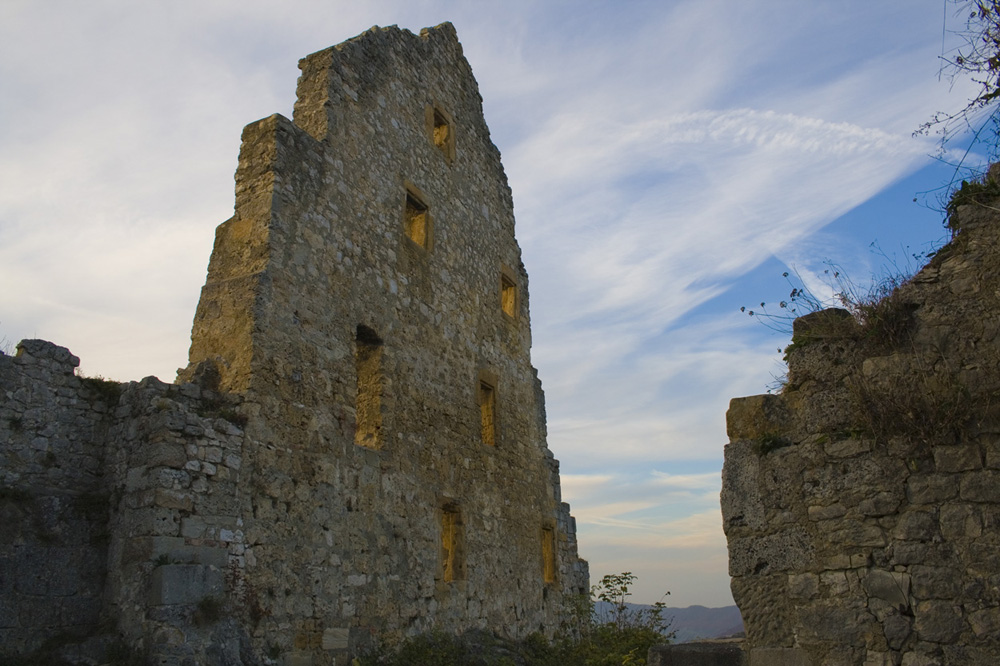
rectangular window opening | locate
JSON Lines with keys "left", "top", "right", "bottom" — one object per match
{"left": 354, "top": 325, "right": 383, "bottom": 450}
{"left": 542, "top": 527, "right": 557, "bottom": 585}
{"left": 441, "top": 504, "right": 465, "bottom": 582}
{"left": 479, "top": 381, "right": 496, "bottom": 447}
{"left": 500, "top": 274, "right": 517, "bottom": 318}
{"left": 431, "top": 106, "right": 455, "bottom": 162}
{"left": 404, "top": 191, "right": 429, "bottom": 248}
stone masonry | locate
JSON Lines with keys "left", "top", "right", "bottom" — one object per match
{"left": 722, "top": 167, "right": 1000, "bottom": 665}
{"left": 1, "top": 23, "right": 588, "bottom": 665}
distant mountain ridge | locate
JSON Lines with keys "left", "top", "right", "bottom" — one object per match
{"left": 593, "top": 602, "right": 743, "bottom": 644}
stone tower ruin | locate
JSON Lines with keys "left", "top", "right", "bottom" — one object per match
{"left": 180, "top": 19, "right": 589, "bottom": 656}
{"left": 0, "top": 23, "right": 587, "bottom": 666}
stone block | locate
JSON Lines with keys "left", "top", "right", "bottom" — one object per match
{"left": 728, "top": 528, "right": 813, "bottom": 576}
{"left": 322, "top": 627, "right": 349, "bottom": 650}
{"left": 748, "top": 647, "right": 811, "bottom": 666}
{"left": 824, "top": 437, "right": 871, "bottom": 458}
{"left": 863, "top": 570, "right": 909, "bottom": 607}
{"left": 787, "top": 573, "right": 818, "bottom": 599}
{"left": 882, "top": 613, "right": 912, "bottom": 650}
{"left": 959, "top": 470, "right": 1000, "bottom": 502}
{"left": 148, "top": 564, "right": 223, "bottom": 605}
{"left": 726, "top": 395, "right": 790, "bottom": 441}
{"left": 282, "top": 652, "right": 314, "bottom": 666}
{"left": 913, "top": 600, "right": 966, "bottom": 644}
{"left": 798, "top": 604, "right": 869, "bottom": 646}
{"left": 858, "top": 492, "right": 901, "bottom": 517}
{"left": 906, "top": 475, "right": 958, "bottom": 504}
{"left": 807, "top": 504, "right": 846, "bottom": 520}
{"left": 892, "top": 511, "right": 938, "bottom": 541}
{"left": 154, "top": 488, "right": 194, "bottom": 511}
{"left": 933, "top": 445, "right": 981, "bottom": 472}
{"left": 143, "top": 441, "right": 188, "bottom": 468}
{"left": 909, "top": 565, "right": 962, "bottom": 600}
{"left": 967, "top": 607, "right": 1000, "bottom": 636}
{"left": 648, "top": 641, "right": 746, "bottom": 666}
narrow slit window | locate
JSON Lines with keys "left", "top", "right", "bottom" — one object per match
{"left": 479, "top": 381, "right": 496, "bottom": 447}
{"left": 430, "top": 106, "right": 455, "bottom": 162}
{"left": 354, "top": 325, "right": 383, "bottom": 450}
{"left": 441, "top": 503, "right": 465, "bottom": 582}
{"left": 404, "top": 190, "right": 430, "bottom": 249}
{"left": 500, "top": 274, "right": 517, "bottom": 318}
{"left": 542, "top": 527, "right": 557, "bottom": 584}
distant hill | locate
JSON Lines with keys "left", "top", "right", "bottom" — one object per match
{"left": 593, "top": 602, "right": 743, "bottom": 643}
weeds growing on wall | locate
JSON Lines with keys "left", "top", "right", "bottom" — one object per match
{"left": 744, "top": 261, "right": 918, "bottom": 360}
{"left": 77, "top": 374, "right": 124, "bottom": 404}
{"left": 946, "top": 173, "right": 1000, "bottom": 233}
{"left": 848, "top": 368, "right": 975, "bottom": 446}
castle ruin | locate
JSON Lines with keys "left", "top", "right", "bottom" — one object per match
{"left": 0, "top": 23, "right": 588, "bottom": 665}
{"left": 722, "top": 169, "right": 1000, "bottom": 665}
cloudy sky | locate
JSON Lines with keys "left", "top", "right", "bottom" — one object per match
{"left": 0, "top": 1, "right": 984, "bottom": 608}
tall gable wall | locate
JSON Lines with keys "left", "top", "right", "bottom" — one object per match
{"left": 182, "top": 25, "right": 588, "bottom": 657}
{"left": 722, "top": 170, "right": 1000, "bottom": 665}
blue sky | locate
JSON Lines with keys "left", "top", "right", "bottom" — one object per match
{"left": 0, "top": 1, "right": 986, "bottom": 607}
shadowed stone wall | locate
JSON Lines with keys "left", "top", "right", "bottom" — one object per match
{"left": 1, "top": 340, "right": 249, "bottom": 664}
{"left": 722, "top": 169, "right": 1000, "bottom": 665}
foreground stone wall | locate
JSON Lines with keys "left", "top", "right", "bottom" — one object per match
{"left": 722, "top": 176, "right": 1000, "bottom": 665}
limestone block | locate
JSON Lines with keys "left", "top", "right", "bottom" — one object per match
{"left": 882, "top": 613, "right": 912, "bottom": 650}
{"left": 891, "top": 512, "right": 938, "bottom": 541}
{"left": 322, "top": 627, "right": 349, "bottom": 649}
{"left": 823, "top": 437, "right": 871, "bottom": 458}
{"left": 933, "top": 445, "right": 982, "bottom": 472}
{"left": 967, "top": 607, "right": 1000, "bottom": 636}
{"left": 858, "top": 492, "right": 901, "bottom": 517}
{"left": 726, "top": 395, "right": 790, "bottom": 441}
{"left": 648, "top": 641, "right": 746, "bottom": 665}
{"left": 787, "top": 573, "right": 819, "bottom": 599}
{"left": 807, "top": 504, "right": 846, "bottom": 521}
{"left": 959, "top": 470, "right": 1000, "bottom": 502}
{"left": 863, "top": 570, "right": 910, "bottom": 607}
{"left": 148, "top": 564, "right": 223, "bottom": 605}
{"left": 913, "top": 600, "right": 966, "bottom": 644}
{"left": 938, "top": 503, "right": 981, "bottom": 538}
{"left": 797, "top": 603, "right": 869, "bottom": 646}
{"left": 748, "top": 647, "right": 812, "bottom": 666}
{"left": 282, "top": 652, "right": 314, "bottom": 666}
{"left": 728, "top": 528, "right": 814, "bottom": 577}
{"left": 721, "top": 441, "right": 766, "bottom": 533}
{"left": 909, "top": 565, "right": 961, "bottom": 600}
{"left": 906, "top": 474, "right": 958, "bottom": 504}
{"left": 142, "top": 441, "right": 188, "bottom": 468}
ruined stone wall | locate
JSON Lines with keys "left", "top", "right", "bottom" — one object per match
{"left": 0, "top": 341, "right": 111, "bottom": 658}
{"left": 181, "top": 22, "right": 587, "bottom": 663}
{"left": 722, "top": 177, "right": 1000, "bottom": 666}
{"left": 1, "top": 340, "right": 249, "bottom": 664}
